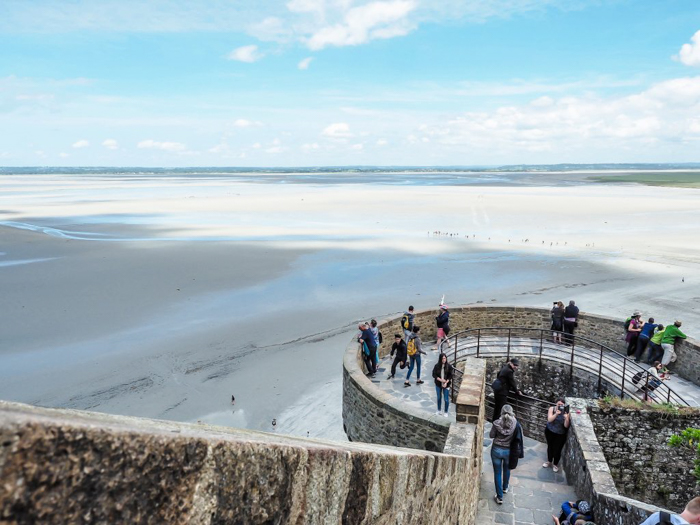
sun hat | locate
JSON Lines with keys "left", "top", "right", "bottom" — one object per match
{"left": 439, "top": 304, "right": 448, "bottom": 310}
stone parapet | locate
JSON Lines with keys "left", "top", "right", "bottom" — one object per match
{"left": 562, "top": 398, "right": 676, "bottom": 525}
{"left": 0, "top": 401, "right": 479, "bottom": 525}
{"left": 455, "top": 358, "right": 485, "bottom": 424}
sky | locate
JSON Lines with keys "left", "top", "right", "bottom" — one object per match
{"left": 1, "top": 0, "right": 700, "bottom": 167}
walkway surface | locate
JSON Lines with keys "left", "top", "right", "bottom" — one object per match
{"left": 477, "top": 423, "right": 577, "bottom": 525}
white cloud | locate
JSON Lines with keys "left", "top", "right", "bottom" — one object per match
{"left": 102, "top": 138, "right": 118, "bottom": 150}
{"left": 59, "top": 152, "right": 69, "bottom": 158}
{"left": 322, "top": 122, "right": 353, "bottom": 138}
{"left": 233, "top": 118, "right": 262, "bottom": 127}
{"left": 676, "top": 30, "right": 700, "bottom": 67}
{"left": 298, "top": 57, "right": 314, "bottom": 70}
{"left": 208, "top": 143, "right": 230, "bottom": 153}
{"left": 72, "top": 139, "right": 89, "bottom": 148}
{"left": 227, "top": 45, "right": 263, "bottom": 63}
{"left": 376, "top": 138, "right": 388, "bottom": 146}
{"left": 137, "top": 139, "right": 187, "bottom": 152}
{"left": 350, "top": 143, "right": 364, "bottom": 150}
{"left": 252, "top": 142, "right": 262, "bottom": 149}
{"left": 302, "top": 142, "right": 320, "bottom": 151}
{"left": 306, "top": 0, "right": 417, "bottom": 50}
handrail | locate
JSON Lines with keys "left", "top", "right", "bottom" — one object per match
{"left": 445, "top": 326, "right": 689, "bottom": 407}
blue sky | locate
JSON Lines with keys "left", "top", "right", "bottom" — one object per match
{"left": 1, "top": 0, "right": 700, "bottom": 167}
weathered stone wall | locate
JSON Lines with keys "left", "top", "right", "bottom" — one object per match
{"left": 383, "top": 305, "right": 700, "bottom": 385}
{"left": 481, "top": 357, "right": 623, "bottom": 440}
{"left": 562, "top": 398, "right": 684, "bottom": 525}
{"left": 588, "top": 404, "right": 700, "bottom": 511}
{"left": 0, "top": 401, "right": 480, "bottom": 525}
{"left": 342, "top": 341, "right": 450, "bottom": 451}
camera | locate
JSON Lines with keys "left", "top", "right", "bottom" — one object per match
{"left": 558, "top": 405, "right": 570, "bottom": 413}
{"left": 553, "top": 302, "right": 557, "bottom": 305}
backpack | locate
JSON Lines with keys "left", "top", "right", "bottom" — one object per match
{"left": 632, "top": 370, "right": 644, "bottom": 385}
{"left": 401, "top": 314, "right": 410, "bottom": 330}
{"left": 491, "top": 377, "right": 504, "bottom": 394}
{"left": 659, "top": 511, "right": 672, "bottom": 525}
{"left": 378, "top": 331, "right": 383, "bottom": 344}
{"left": 624, "top": 318, "right": 632, "bottom": 332}
{"left": 407, "top": 337, "right": 417, "bottom": 356}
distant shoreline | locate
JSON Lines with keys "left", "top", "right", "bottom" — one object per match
{"left": 588, "top": 171, "right": 700, "bottom": 188}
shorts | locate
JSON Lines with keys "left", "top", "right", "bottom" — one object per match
{"left": 437, "top": 328, "right": 446, "bottom": 339}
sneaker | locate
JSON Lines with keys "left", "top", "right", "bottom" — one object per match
{"left": 542, "top": 462, "right": 551, "bottom": 468}
{"left": 436, "top": 410, "right": 442, "bottom": 416}
{"left": 503, "top": 487, "right": 509, "bottom": 494}
{"left": 553, "top": 465, "right": 559, "bottom": 473}
{"left": 404, "top": 381, "right": 411, "bottom": 387}
{"left": 494, "top": 495, "right": 503, "bottom": 505}
{"left": 442, "top": 411, "right": 449, "bottom": 418}
{"left": 416, "top": 379, "right": 424, "bottom": 385}
{"left": 387, "top": 375, "right": 394, "bottom": 380}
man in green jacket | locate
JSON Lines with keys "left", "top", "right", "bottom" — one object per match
{"left": 660, "top": 320, "right": 687, "bottom": 366}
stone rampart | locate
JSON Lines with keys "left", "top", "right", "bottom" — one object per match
{"left": 561, "top": 398, "right": 694, "bottom": 525}
{"left": 398, "top": 305, "right": 700, "bottom": 384}
{"left": 0, "top": 401, "right": 481, "bottom": 525}
{"left": 588, "top": 404, "right": 700, "bottom": 511}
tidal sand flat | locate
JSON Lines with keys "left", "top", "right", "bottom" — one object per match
{"left": 1, "top": 171, "right": 699, "bottom": 440}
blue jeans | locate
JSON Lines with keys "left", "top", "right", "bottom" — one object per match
{"left": 491, "top": 446, "right": 511, "bottom": 499}
{"left": 436, "top": 385, "right": 449, "bottom": 412}
{"left": 406, "top": 354, "right": 421, "bottom": 381}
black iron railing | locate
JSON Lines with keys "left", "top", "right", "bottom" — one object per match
{"left": 447, "top": 327, "right": 688, "bottom": 407}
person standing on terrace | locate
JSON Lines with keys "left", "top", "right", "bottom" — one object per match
{"left": 432, "top": 353, "right": 453, "bottom": 417}
{"left": 401, "top": 306, "right": 415, "bottom": 343}
{"left": 660, "top": 320, "right": 687, "bottom": 366}
{"left": 435, "top": 304, "right": 450, "bottom": 350}
{"left": 405, "top": 326, "right": 426, "bottom": 387}
{"left": 635, "top": 317, "right": 657, "bottom": 363}
{"left": 563, "top": 301, "right": 579, "bottom": 346}
{"left": 357, "top": 323, "right": 377, "bottom": 377}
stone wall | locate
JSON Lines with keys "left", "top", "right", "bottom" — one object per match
{"left": 342, "top": 341, "right": 451, "bottom": 451}
{"left": 589, "top": 404, "right": 700, "bottom": 511}
{"left": 562, "top": 398, "right": 687, "bottom": 525}
{"left": 0, "top": 401, "right": 481, "bottom": 525}
{"left": 384, "top": 305, "right": 700, "bottom": 385}
{"left": 481, "top": 357, "right": 623, "bottom": 440}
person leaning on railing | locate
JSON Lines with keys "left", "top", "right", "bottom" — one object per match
{"left": 492, "top": 358, "right": 523, "bottom": 422}
{"left": 543, "top": 398, "right": 570, "bottom": 473}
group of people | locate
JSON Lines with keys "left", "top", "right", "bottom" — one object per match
{"left": 359, "top": 304, "right": 455, "bottom": 416}
{"left": 550, "top": 300, "right": 580, "bottom": 345}
{"left": 624, "top": 312, "right": 687, "bottom": 366}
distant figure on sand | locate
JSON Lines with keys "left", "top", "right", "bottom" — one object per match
{"left": 388, "top": 334, "right": 408, "bottom": 379}
{"left": 231, "top": 395, "right": 235, "bottom": 405}
{"left": 432, "top": 353, "right": 453, "bottom": 417}
{"left": 563, "top": 301, "right": 579, "bottom": 346}
{"left": 435, "top": 304, "right": 450, "bottom": 350}
{"left": 551, "top": 301, "right": 565, "bottom": 344}
{"left": 405, "top": 326, "right": 426, "bottom": 387}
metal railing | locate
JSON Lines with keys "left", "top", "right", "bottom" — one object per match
{"left": 446, "top": 326, "right": 689, "bottom": 407}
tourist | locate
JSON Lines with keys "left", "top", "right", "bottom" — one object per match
{"left": 554, "top": 500, "right": 594, "bottom": 525}
{"left": 405, "top": 326, "right": 426, "bottom": 387}
{"left": 432, "top": 353, "right": 453, "bottom": 417}
{"left": 660, "top": 320, "right": 687, "bottom": 366}
{"left": 435, "top": 304, "right": 450, "bottom": 350}
{"left": 357, "top": 323, "right": 377, "bottom": 377}
{"left": 625, "top": 312, "right": 643, "bottom": 357}
{"left": 490, "top": 404, "right": 517, "bottom": 505}
{"left": 563, "top": 301, "right": 579, "bottom": 346}
{"left": 388, "top": 334, "right": 407, "bottom": 379}
{"left": 638, "top": 496, "right": 700, "bottom": 524}
{"left": 369, "top": 319, "right": 381, "bottom": 367}
{"left": 646, "top": 324, "right": 666, "bottom": 365}
{"left": 639, "top": 361, "right": 669, "bottom": 400}
{"left": 493, "top": 358, "right": 523, "bottom": 422}
{"left": 551, "top": 301, "right": 565, "bottom": 344}
{"left": 543, "top": 398, "right": 570, "bottom": 473}
{"left": 401, "top": 306, "right": 415, "bottom": 342}
{"left": 635, "top": 317, "right": 658, "bottom": 363}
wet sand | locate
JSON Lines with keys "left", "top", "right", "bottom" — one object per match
{"left": 1, "top": 176, "right": 699, "bottom": 440}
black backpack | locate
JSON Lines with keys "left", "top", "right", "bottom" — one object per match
{"left": 632, "top": 370, "right": 645, "bottom": 385}
{"left": 491, "top": 377, "right": 504, "bottom": 394}
{"left": 401, "top": 315, "right": 410, "bottom": 330}
{"left": 659, "top": 511, "right": 672, "bottom": 525}
{"left": 624, "top": 318, "right": 632, "bottom": 332}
